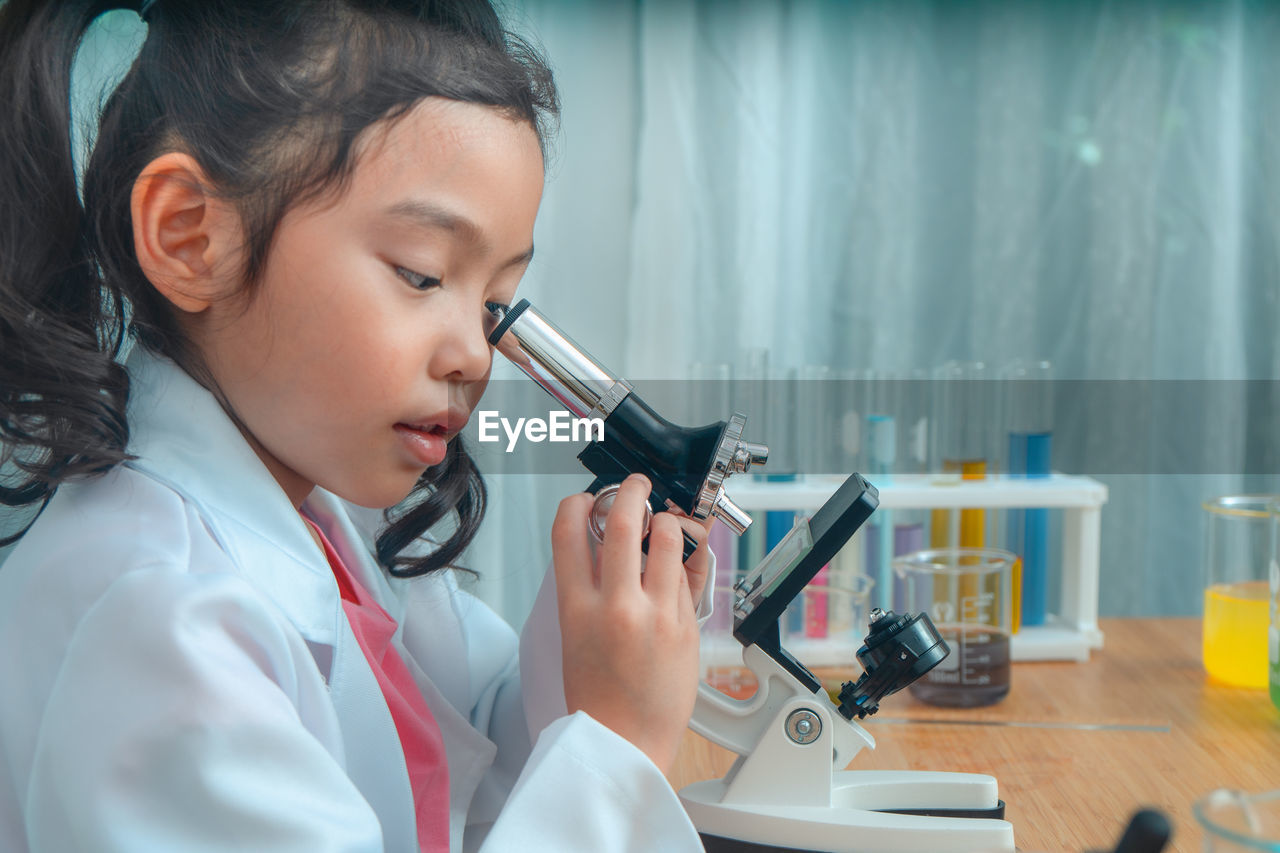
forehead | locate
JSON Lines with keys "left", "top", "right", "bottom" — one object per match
{"left": 345, "top": 97, "right": 545, "bottom": 215}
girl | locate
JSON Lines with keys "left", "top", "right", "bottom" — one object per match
{"left": 0, "top": 1, "right": 713, "bottom": 850}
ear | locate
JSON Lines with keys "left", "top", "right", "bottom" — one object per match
{"left": 130, "top": 153, "right": 242, "bottom": 314}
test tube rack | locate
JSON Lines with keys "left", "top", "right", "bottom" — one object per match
{"left": 718, "top": 473, "right": 1108, "bottom": 663}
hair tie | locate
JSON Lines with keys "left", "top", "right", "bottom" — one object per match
{"left": 138, "top": 0, "right": 157, "bottom": 21}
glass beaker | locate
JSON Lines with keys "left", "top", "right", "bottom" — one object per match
{"left": 894, "top": 547, "right": 1015, "bottom": 707}
{"left": 781, "top": 571, "right": 875, "bottom": 646}
{"left": 1194, "top": 789, "right": 1280, "bottom": 851}
{"left": 699, "top": 575, "right": 875, "bottom": 701}
{"left": 1270, "top": 500, "right": 1280, "bottom": 712}
{"left": 1202, "top": 496, "right": 1274, "bottom": 689}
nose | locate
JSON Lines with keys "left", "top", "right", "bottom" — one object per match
{"left": 430, "top": 298, "right": 494, "bottom": 383}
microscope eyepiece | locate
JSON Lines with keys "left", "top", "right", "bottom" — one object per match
{"left": 485, "top": 298, "right": 526, "bottom": 346}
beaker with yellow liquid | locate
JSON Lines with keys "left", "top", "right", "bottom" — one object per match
{"left": 1270, "top": 500, "right": 1280, "bottom": 712}
{"left": 1202, "top": 496, "right": 1275, "bottom": 689}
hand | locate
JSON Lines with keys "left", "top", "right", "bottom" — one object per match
{"left": 551, "top": 474, "right": 701, "bottom": 774}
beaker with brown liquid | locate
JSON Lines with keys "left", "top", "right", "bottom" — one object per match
{"left": 894, "top": 548, "right": 1016, "bottom": 707}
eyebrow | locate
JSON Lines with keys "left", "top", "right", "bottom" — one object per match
{"left": 382, "top": 200, "right": 535, "bottom": 269}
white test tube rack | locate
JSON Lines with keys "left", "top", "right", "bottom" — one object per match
{"left": 715, "top": 473, "right": 1108, "bottom": 664}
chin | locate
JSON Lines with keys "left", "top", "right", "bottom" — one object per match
{"left": 331, "top": 473, "right": 423, "bottom": 511}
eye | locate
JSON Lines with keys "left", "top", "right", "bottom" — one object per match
{"left": 483, "top": 301, "right": 511, "bottom": 340}
{"left": 395, "top": 266, "right": 442, "bottom": 291}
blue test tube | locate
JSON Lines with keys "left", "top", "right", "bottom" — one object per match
{"left": 1003, "top": 360, "right": 1053, "bottom": 626}
{"left": 864, "top": 412, "right": 895, "bottom": 610}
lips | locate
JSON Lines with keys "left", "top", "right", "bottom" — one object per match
{"left": 401, "top": 407, "right": 469, "bottom": 437}
{"left": 394, "top": 422, "right": 448, "bottom": 466}
{"left": 393, "top": 407, "right": 468, "bottom": 467}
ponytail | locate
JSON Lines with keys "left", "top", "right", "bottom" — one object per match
{"left": 0, "top": 1, "right": 134, "bottom": 544}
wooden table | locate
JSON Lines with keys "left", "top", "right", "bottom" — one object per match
{"left": 670, "top": 619, "right": 1280, "bottom": 852}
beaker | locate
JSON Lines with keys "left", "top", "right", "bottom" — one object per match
{"left": 1270, "top": 500, "right": 1280, "bottom": 712}
{"left": 782, "top": 571, "right": 875, "bottom": 646}
{"left": 699, "top": 575, "right": 874, "bottom": 701}
{"left": 1202, "top": 496, "right": 1274, "bottom": 689}
{"left": 1194, "top": 788, "right": 1280, "bottom": 851}
{"left": 894, "top": 547, "right": 1015, "bottom": 707}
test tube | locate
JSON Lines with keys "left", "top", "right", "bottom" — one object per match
{"left": 825, "top": 369, "right": 867, "bottom": 625}
{"left": 735, "top": 350, "right": 778, "bottom": 627}
{"left": 761, "top": 364, "right": 800, "bottom": 631}
{"left": 889, "top": 369, "right": 928, "bottom": 607}
{"left": 898, "top": 368, "right": 931, "bottom": 475}
{"left": 797, "top": 364, "right": 838, "bottom": 636}
{"left": 740, "top": 347, "right": 771, "bottom": 479}
{"left": 1002, "top": 360, "right": 1053, "bottom": 626}
{"left": 862, "top": 371, "right": 896, "bottom": 609}
{"left": 832, "top": 368, "right": 867, "bottom": 474}
{"left": 764, "top": 365, "right": 798, "bottom": 479}
{"left": 797, "top": 364, "right": 834, "bottom": 477}
{"left": 689, "top": 362, "right": 737, "bottom": 632}
{"left": 930, "top": 361, "right": 992, "bottom": 548}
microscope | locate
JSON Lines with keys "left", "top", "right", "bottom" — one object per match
{"left": 488, "top": 300, "right": 1014, "bottom": 852}
{"left": 682, "top": 471, "right": 1014, "bottom": 853}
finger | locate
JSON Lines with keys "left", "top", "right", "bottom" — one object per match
{"left": 671, "top": 513, "right": 710, "bottom": 551}
{"left": 552, "top": 493, "right": 597, "bottom": 608}
{"left": 667, "top": 505, "right": 715, "bottom": 536}
{"left": 658, "top": 505, "right": 712, "bottom": 560}
{"left": 673, "top": 515, "right": 711, "bottom": 606}
{"left": 642, "top": 511, "right": 688, "bottom": 610}
{"left": 597, "top": 473, "right": 650, "bottom": 599}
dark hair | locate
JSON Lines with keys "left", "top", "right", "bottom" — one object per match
{"left": 0, "top": 0, "right": 559, "bottom": 577}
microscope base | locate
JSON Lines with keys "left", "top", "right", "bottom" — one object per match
{"left": 681, "top": 770, "right": 1015, "bottom": 853}
{"left": 698, "top": 832, "right": 825, "bottom": 853}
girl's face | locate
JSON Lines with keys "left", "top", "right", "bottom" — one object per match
{"left": 193, "top": 98, "right": 545, "bottom": 508}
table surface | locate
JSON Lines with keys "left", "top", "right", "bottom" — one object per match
{"left": 669, "top": 618, "right": 1280, "bottom": 853}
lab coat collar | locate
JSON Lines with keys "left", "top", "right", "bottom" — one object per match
{"left": 123, "top": 347, "right": 341, "bottom": 645}
{"left": 302, "top": 491, "right": 411, "bottom": 630}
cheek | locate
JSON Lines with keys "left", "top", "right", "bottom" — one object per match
{"left": 465, "top": 371, "right": 492, "bottom": 407}
{"left": 270, "top": 269, "right": 403, "bottom": 379}
{"left": 259, "top": 218, "right": 389, "bottom": 343}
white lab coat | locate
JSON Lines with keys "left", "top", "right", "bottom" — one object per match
{"left": 0, "top": 348, "right": 707, "bottom": 852}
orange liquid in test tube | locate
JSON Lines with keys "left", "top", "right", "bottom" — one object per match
{"left": 931, "top": 459, "right": 988, "bottom": 548}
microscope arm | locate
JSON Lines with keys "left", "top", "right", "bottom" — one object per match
{"left": 691, "top": 643, "right": 875, "bottom": 768}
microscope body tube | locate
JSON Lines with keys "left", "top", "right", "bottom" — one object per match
{"left": 578, "top": 393, "right": 723, "bottom": 515}
{"left": 488, "top": 300, "right": 622, "bottom": 420}
{"left": 487, "top": 300, "right": 764, "bottom": 535}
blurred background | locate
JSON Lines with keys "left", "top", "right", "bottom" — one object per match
{"left": 476, "top": 0, "right": 1280, "bottom": 628}
{"left": 28, "top": 0, "right": 1280, "bottom": 628}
